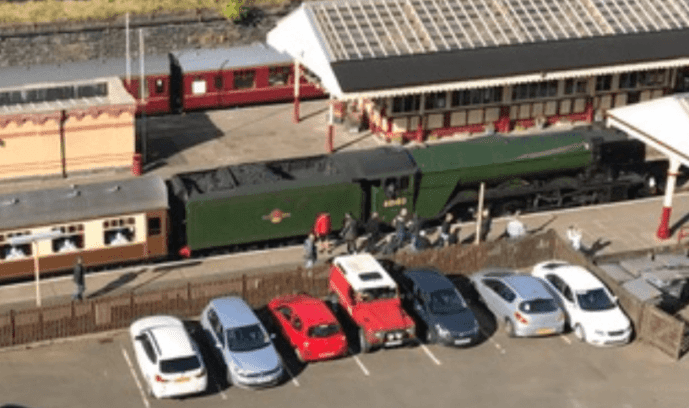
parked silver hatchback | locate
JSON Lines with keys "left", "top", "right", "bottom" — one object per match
{"left": 471, "top": 268, "right": 565, "bottom": 337}
{"left": 200, "top": 297, "right": 283, "bottom": 388}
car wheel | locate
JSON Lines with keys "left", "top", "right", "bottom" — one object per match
{"left": 425, "top": 328, "right": 437, "bottom": 344}
{"left": 505, "top": 319, "right": 516, "bottom": 338}
{"left": 295, "top": 348, "right": 305, "bottom": 363}
{"left": 574, "top": 324, "right": 586, "bottom": 342}
{"left": 359, "top": 328, "right": 371, "bottom": 353}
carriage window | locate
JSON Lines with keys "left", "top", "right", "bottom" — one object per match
{"left": 268, "top": 66, "right": 290, "bottom": 86}
{"left": 192, "top": 79, "right": 207, "bottom": 95}
{"left": 148, "top": 217, "right": 162, "bottom": 236}
{"left": 103, "top": 217, "right": 136, "bottom": 246}
{"left": 215, "top": 75, "right": 223, "bottom": 90}
{"left": 234, "top": 70, "right": 255, "bottom": 89}
{"left": 154, "top": 79, "right": 165, "bottom": 94}
{"left": 0, "top": 243, "right": 32, "bottom": 260}
{"left": 51, "top": 224, "right": 85, "bottom": 253}
{"left": 400, "top": 176, "right": 409, "bottom": 191}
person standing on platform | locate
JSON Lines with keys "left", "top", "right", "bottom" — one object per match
{"left": 341, "top": 213, "right": 358, "bottom": 254}
{"left": 505, "top": 211, "right": 526, "bottom": 239}
{"left": 567, "top": 225, "right": 583, "bottom": 251}
{"left": 72, "top": 256, "right": 85, "bottom": 301}
{"left": 313, "top": 212, "right": 332, "bottom": 254}
{"left": 438, "top": 213, "right": 455, "bottom": 247}
{"left": 303, "top": 233, "right": 317, "bottom": 269}
{"left": 364, "top": 212, "right": 382, "bottom": 253}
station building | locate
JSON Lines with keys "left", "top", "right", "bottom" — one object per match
{"left": 0, "top": 77, "right": 136, "bottom": 181}
{"left": 267, "top": 0, "right": 689, "bottom": 142}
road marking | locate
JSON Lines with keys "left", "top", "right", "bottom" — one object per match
{"left": 213, "top": 377, "right": 228, "bottom": 400}
{"left": 420, "top": 344, "right": 442, "bottom": 365}
{"left": 561, "top": 335, "right": 572, "bottom": 345}
{"left": 480, "top": 328, "right": 506, "bottom": 354}
{"left": 351, "top": 352, "right": 370, "bottom": 376}
{"left": 281, "top": 361, "right": 300, "bottom": 387}
{"left": 121, "top": 348, "right": 151, "bottom": 408}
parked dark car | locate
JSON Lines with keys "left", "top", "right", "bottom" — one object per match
{"left": 401, "top": 269, "right": 480, "bottom": 346}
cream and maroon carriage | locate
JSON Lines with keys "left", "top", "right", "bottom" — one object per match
{"left": 0, "top": 176, "right": 169, "bottom": 281}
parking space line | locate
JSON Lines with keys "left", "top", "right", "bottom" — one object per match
{"left": 420, "top": 344, "right": 442, "bottom": 366}
{"left": 480, "top": 329, "right": 506, "bottom": 354}
{"left": 350, "top": 352, "right": 370, "bottom": 376}
{"left": 561, "top": 335, "right": 572, "bottom": 345}
{"left": 213, "top": 378, "right": 228, "bottom": 400}
{"left": 121, "top": 348, "right": 151, "bottom": 408}
{"left": 281, "top": 362, "right": 300, "bottom": 387}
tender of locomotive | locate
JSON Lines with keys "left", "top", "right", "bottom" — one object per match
{"left": 0, "top": 177, "right": 169, "bottom": 280}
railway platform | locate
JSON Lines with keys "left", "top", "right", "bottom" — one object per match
{"left": 0, "top": 191, "right": 688, "bottom": 313}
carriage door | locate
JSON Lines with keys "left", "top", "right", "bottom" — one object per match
{"left": 370, "top": 175, "right": 414, "bottom": 222}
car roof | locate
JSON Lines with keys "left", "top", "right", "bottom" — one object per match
{"left": 210, "top": 297, "right": 261, "bottom": 328}
{"left": 404, "top": 269, "right": 455, "bottom": 292}
{"left": 502, "top": 275, "right": 552, "bottom": 300}
{"left": 333, "top": 253, "right": 398, "bottom": 292}
{"left": 275, "top": 294, "right": 337, "bottom": 326}
{"left": 149, "top": 326, "right": 196, "bottom": 360}
{"left": 543, "top": 264, "right": 605, "bottom": 291}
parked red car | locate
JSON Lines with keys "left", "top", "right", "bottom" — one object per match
{"left": 329, "top": 254, "right": 416, "bottom": 352}
{"left": 267, "top": 294, "right": 348, "bottom": 362}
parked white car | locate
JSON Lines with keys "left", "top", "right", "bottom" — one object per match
{"left": 129, "top": 315, "right": 207, "bottom": 398}
{"left": 532, "top": 261, "right": 632, "bottom": 346}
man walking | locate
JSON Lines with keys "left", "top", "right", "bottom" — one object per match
{"left": 72, "top": 256, "right": 85, "bottom": 301}
{"left": 567, "top": 225, "right": 583, "bottom": 251}
{"left": 341, "top": 213, "right": 358, "bottom": 254}
{"left": 303, "top": 233, "right": 317, "bottom": 268}
{"left": 364, "top": 212, "right": 382, "bottom": 253}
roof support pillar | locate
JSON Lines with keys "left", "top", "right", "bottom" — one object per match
{"left": 496, "top": 106, "right": 511, "bottom": 133}
{"left": 326, "top": 96, "right": 335, "bottom": 153}
{"left": 293, "top": 59, "right": 300, "bottom": 124}
{"left": 416, "top": 94, "right": 425, "bottom": 143}
{"left": 657, "top": 158, "right": 681, "bottom": 239}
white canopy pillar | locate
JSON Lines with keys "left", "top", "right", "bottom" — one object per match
{"left": 293, "top": 59, "right": 301, "bottom": 124}
{"left": 657, "top": 158, "right": 681, "bottom": 239}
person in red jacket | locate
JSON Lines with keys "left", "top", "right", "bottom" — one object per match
{"left": 313, "top": 212, "right": 332, "bottom": 253}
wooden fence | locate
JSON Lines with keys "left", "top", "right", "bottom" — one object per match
{"left": 2, "top": 228, "right": 689, "bottom": 360}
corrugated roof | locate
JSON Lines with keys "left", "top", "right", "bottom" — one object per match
{"left": 172, "top": 43, "right": 292, "bottom": 72}
{"left": 0, "top": 176, "right": 168, "bottom": 231}
{"left": 0, "top": 54, "right": 169, "bottom": 89}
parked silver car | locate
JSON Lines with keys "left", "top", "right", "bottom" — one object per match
{"left": 200, "top": 297, "right": 283, "bottom": 388}
{"left": 470, "top": 268, "right": 565, "bottom": 337}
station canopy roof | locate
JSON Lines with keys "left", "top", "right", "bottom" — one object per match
{"left": 607, "top": 93, "right": 689, "bottom": 167}
{"left": 267, "top": 0, "right": 689, "bottom": 100}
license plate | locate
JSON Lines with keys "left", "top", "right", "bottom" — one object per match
{"left": 385, "top": 340, "right": 403, "bottom": 347}
{"left": 454, "top": 338, "right": 471, "bottom": 345}
{"left": 537, "top": 328, "right": 554, "bottom": 335}
{"left": 320, "top": 352, "right": 335, "bottom": 358}
{"left": 176, "top": 377, "right": 190, "bottom": 383}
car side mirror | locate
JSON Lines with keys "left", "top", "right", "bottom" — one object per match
{"left": 270, "top": 333, "right": 277, "bottom": 340}
{"left": 612, "top": 296, "right": 619, "bottom": 303}
{"left": 135, "top": 334, "right": 145, "bottom": 342}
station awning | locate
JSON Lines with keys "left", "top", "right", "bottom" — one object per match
{"left": 606, "top": 93, "right": 689, "bottom": 167}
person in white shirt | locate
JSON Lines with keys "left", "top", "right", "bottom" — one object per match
{"left": 567, "top": 225, "right": 583, "bottom": 251}
{"left": 505, "top": 211, "right": 526, "bottom": 239}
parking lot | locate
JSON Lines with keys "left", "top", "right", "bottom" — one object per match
{"left": 2, "top": 290, "right": 689, "bottom": 408}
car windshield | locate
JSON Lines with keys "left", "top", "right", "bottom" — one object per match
{"left": 576, "top": 288, "right": 615, "bottom": 311}
{"left": 429, "top": 288, "right": 466, "bottom": 315}
{"left": 308, "top": 323, "right": 341, "bottom": 338}
{"left": 159, "top": 355, "right": 201, "bottom": 374}
{"left": 226, "top": 324, "right": 270, "bottom": 353}
{"left": 519, "top": 298, "right": 558, "bottom": 314}
{"left": 358, "top": 287, "right": 397, "bottom": 302}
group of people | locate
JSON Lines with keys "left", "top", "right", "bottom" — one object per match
{"left": 302, "top": 209, "right": 461, "bottom": 268}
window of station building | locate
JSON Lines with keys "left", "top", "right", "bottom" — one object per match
{"left": 148, "top": 217, "right": 162, "bottom": 236}
{"left": 268, "top": 66, "right": 290, "bottom": 86}
{"left": 424, "top": 92, "right": 447, "bottom": 110}
{"left": 392, "top": 95, "right": 421, "bottom": 113}
{"left": 595, "top": 75, "right": 612, "bottom": 92}
{"left": 512, "top": 81, "right": 557, "bottom": 101}
{"left": 564, "top": 79, "right": 588, "bottom": 95}
{"left": 192, "top": 78, "right": 207, "bottom": 95}
{"left": 103, "top": 217, "right": 136, "bottom": 246}
{"left": 618, "top": 73, "right": 638, "bottom": 90}
{"left": 155, "top": 78, "right": 166, "bottom": 94}
{"left": 214, "top": 75, "right": 223, "bottom": 90}
{"left": 452, "top": 87, "right": 503, "bottom": 107}
{"left": 51, "top": 224, "right": 85, "bottom": 253}
{"left": 234, "top": 70, "right": 256, "bottom": 89}
{"left": 638, "top": 69, "right": 666, "bottom": 87}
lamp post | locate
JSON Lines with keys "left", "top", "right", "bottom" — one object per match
{"left": 9, "top": 231, "right": 64, "bottom": 307}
